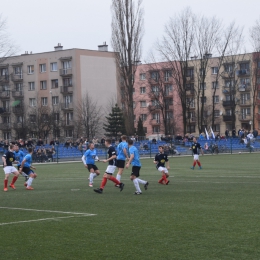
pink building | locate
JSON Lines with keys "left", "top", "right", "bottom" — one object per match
{"left": 133, "top": 62, "right": 183, "bottom": 139}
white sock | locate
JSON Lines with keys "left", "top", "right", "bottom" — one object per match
{"left": 27, "top": 177, "right": 34, "bottom": 187}
{"left": 93, "top": 173, "right": 97, "bottom": 179}
{"left": 136, "top": 178, "right": 146, "bottom": 185}
{"left": 89, "top": 173, "right": 94, "bottom": 183}
{"left": 133, "top": 179, "right": 141, "bottom": 193}
{"left": 116, "top": 174, "right": 121, "bottom": 181}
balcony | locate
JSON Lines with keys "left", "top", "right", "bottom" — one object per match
{"left": 186, "top": 75, "right": 194, "bottom": 82}
{"left": 0, "top": 91, "right": 10, "bottom": 99}
{"left": 150, "top": 119, "right": 160, "bottom": 126}
{"left": 238, "top": 85, "right": 251, "bottom": 92}
{"left": 11, "top": 73, "right": 23, "bottom": 81}
{"left": 186, "top": 89, "right": 195, "bottom": 95}
{"left": 12, "top": 91, "right": 24, "bottom": 98}
{"left": 59, "top": 68, "right": 72, "bottom": 76}
{"left": 239, "top": 100, "right": 251, "bottom": 106}
{"left": 60, "top": 86, "right": 73, "bottom": 94}
{"left": 0, "top": 107, "right": 10, "bottom": 114}
{"left": 12, "top": 107, "right": 24, "bottom": 114}
{"left": 223, "top": 115, "right": 233, "bottom": 122}
{"left": 0, "top": 123, "right": 11, "bottom": 130}
{"left": 187, "top": 117, "right": 196, "bottom": 123}
{"left": 236, "top": 69, "right": 250, "bottom": 76}
{"left": 13, "top": 122, "right": 24, "bottom": 128}
{"left": 222, "top": 86, "right": 235, "bottom": 94}
{"left": 239, "top": 114, "right": 252, "bottom": 121}
{"left": 223, "top": 100, "right": 235, "bottom": 107}
{"left": 61, "top": 102, "right": 73, "bottom": 110}
{"left": 0, "top": 75, "right": 9, "bottom": 82}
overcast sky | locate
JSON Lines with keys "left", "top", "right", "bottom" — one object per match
{"left": 1, "top": 0, "right": 260, "bottom": 59}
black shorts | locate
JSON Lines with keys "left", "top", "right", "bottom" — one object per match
{"left": 131, "top": 166, "right": 141, "bottom": 177}
{"left": 87, "top": 164, "right": 98, "bottom": 172}
{"left": 117, "top": 160, "right": 125, "bottom": 168}
{"left": 22, "top": 167, "right": 34, "bottom": 175}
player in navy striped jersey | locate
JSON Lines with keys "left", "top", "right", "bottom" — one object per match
{"left": 154, "top": 146, "right": 170, "bottom": 185}
{"left": 94, "top": 139, "right": 124, "bottom": 194}
{"left": 189, "top": 137, "right": 204, "bottom": 169}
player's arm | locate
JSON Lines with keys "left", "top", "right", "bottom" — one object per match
{"left": 103, "top": 154, "right": 116, "bottom": 163}
{"left": 126, "top": 154, "right": 134, "bottom": 169}
{"left": 166, "top": 160, "right": 170, "bottom": 169}
{"left": 153, "top": 155, "right": 158, "bottom": 164}
{"left": 2, "top": 156, "right": 7, "bottom": 167}
{"left": 200, "top": 147, "right": 204, "bottom": 155}
{"left": 81, "top": 155, "right": 87, "bottom": 167}
{"left": 123, "top": 148, "right": 129, "bottom": 160}
{"left": 19, "top": 158, "right": 27, "bottom": 173}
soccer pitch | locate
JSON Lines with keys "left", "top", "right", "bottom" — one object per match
{"left": 1, "top": 154, "right": 260, "bottom": 260}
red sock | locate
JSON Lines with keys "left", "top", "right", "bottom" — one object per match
{"left": 162, "top": 174, "right": 167, "bottom": 182}
{"left": 4, "top": 180, "right": 8, "bottom": 188}
{"left": 193, "top": 161, "right": 197, "bottom": 167}
{"left": 158, "top": 177, "right": 164, "bottom": 183}
{"left": 109, "top": 176, "right": 120, "bottom": 185}
{"left": 197, "top": 161, "right": 201, "bottom": 167}
{"left": 100, "top": 178, "right": 107, "bottom": 189}
{"left": 11, "top": 176, "right": 18, "bottom": 185}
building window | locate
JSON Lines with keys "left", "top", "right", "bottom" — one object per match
{"left": 27, "top": 65, "right": 34, "bottom": 74}
{"left": 41, "top": 97, "right": 48, "bottom": 106}
{"left": 240, "top": 62, "right": 250, "bottom": 71}
{"left": 152, "top": 126, "right": 160, "bottom": 133}
{"left": 140, "top": 114, "right": 147, "bottom": 121}
{"left": 14, "top": 67, "right": 22, "bottom": 75}
{"left": 152, "top": 100, "right": 160, "bottom": 107}
{"left": 199, "top": 83, "right": 206, "bottom": 90}
{"left": 224, "top": 64, "right": 233, "bottom": 72}
{"left": 0, "top": 68, "right": 8, "bottom": 76}
{"left": 166, "top": 111, "right": 173, "bottom": 119}
{"left": 40, "top": 81, "right": 47, "bottom": 90}
{"left": 66, "top": 112, "right": 73, "bottom": 125}
{"left": 52, "top": 96, "right": 59, "bottom": 105}
{"left": 65, "top": 129, "right": 73, "bottom": 137}
{"left": 42, "top": 114, "right": 49, "bottom": 122}
{"left": 39, "top": 64, "right": 46, "bottom": 73}
{"left": 225, "top": 109, "right": 231, "bottom": 116}
{"left": 63, "top": 61, "right": 71, "bottom": 69}
{"left": 29, "top": 98, "right": 36, "bottom": 107}
{"left": 15, "top": 83, "right": 23, "bottom": 91}
{"left": 140, "top": 101, "right": 146, "bottom": 108}
{"left": 200, "top": 97, "right": 207, "bottom": 103}
{"left": 164, "top": 70, "right": 172, "bottom": 82}
{"left": 50, "top": 62, "right": 58, "bottom": 71}
{"left": 30, "top": 114, "right": 36, "bottom": 122}
{"left": 140, "top": 73, "right": 146, "bottom": 80}
{"left": 186, "top": 68, "right": 194, "bottom": 79}
{"left": 186, "top": 97, "right": 195, "bottom": 108}
{"left": 3, "top": 132, "right": 11, "bottom": 140}
{"left": 212, "top": 67, "right": 218, "bottom": 74}
{"left": 165, "top": 85, "right": 173, "bottom": 96}
{"left": 63, "top": 78, "right": 72, "bottom": 86}
{"left": 17, "top": 116, "right": 23, "bottom": 123}
{"left": 143, "top": 127, "right": 147, "bottom": 133}
{"left": 212, "top": 124, "right": 220, "bottom": 132}
{"left": 28, "top": 82, "right": 35, "bottom": 91}
{"left": 187, "top": 125, "right": 195, "bottom": 133}
{"left": 51, "top": 79, "right": 58, "bottom": 88}
{"left": 152, "top": 113, "right": 160, "bottom": 123}
{"left": 240, "top": 78, "right": 250, "bottom": 86}
{"left": 214, "top": 96, "right": 219, "bottom": 103}
{"left": 54, "top": 113, "right": 60, "bottom": 121}
{"left": 212, "top": 82, "right": 219, "bottom": 89}
{"left": 2, "top": 116, "right": 10, "bottom": 123}
{"left": 140, "top": 87, "right": 146, "bottom": 94}
{"left": 151, "top": 71, "right": 159, "bottom": 81}
{"left": 152, "top": 86, "right": 159, "bottom": 94}
{"left": 214, "top": 110, "right": 220, "bottom": 117}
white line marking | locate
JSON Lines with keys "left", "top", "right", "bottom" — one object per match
{"left": 0, "top": 207, "right": 96, "bottom": 216}
{"left": 0, "top": 216, "right": 75, "bottom": 226}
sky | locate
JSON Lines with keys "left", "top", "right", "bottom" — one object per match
{"left": 1, "top": 0, "right": 260, "bottom": 59}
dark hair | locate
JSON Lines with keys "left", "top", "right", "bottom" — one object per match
{"left": 127, "top": 139, "right": 133, "bottom": 145}
{"left": 28, "top": 147, "right": 33, "bottom": 153}
{"left": 105, "top": 139, "right": 111, "bottom": 144}
{"left": 158, "top": 145, "right": 164, "bottom": 149}
{"left": 121, "top": 135, "right": 127, "bottom": 140}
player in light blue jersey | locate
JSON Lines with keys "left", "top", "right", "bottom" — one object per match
{"left": 116, "top": 135, "right": 129, "bottom": 183}
{"left": 19, "top": 148, "right": 37, "bottom": 190}
{"left": 14, "top": 144, "right": 28, "bottom": 181}
{"left": 82, "top": 143, "right": 100, "bottom": 187}
{"left": 126, "top": 139, "right": 148, "bottom": 195}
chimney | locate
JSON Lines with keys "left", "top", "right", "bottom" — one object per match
{"left": 54, "top": 43, "right": 63, "bottom": 51}
{"left": 98, "top": 42, "right": 108, "bottom": 52}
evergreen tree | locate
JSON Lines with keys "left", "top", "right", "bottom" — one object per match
{"left": 103, "top": 104, "right": 126, "bottom": 139}
{"left": 137, "top": 117, "right": 145, "bottom": 137}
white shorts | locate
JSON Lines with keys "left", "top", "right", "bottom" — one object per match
{"left": 3, "top": 166, "right": 18, "bottom": 175}
{"left": 105, "top": 165, "right": 117, "bottom": 174}
{"left": 158, "top": 166, "right": 168, "bottom": 174}
{"left": 194, "top": 154, "right": 199, "bottom": 160}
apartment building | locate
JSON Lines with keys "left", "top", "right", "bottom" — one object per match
{"left": 0, "top": 43, "right": 118, "bottom": 140}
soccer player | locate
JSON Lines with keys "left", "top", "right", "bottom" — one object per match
{"left": 94, "top": 139, "right": 124, "bottom": 194}
{"left": 19, "top": 148, "right": 37, "bottom": 190}
{"left": 154, "top": 146, "right": 170, "bottom": 185}
{"left": 14, "top": 144, "right": 28, "bottom": 181}
{"left": 190, "top": 137, "right": 204, "bottom": 169}
{"left": 82, "top": 143, "right": 100, "bottom": 187}
{"left": 2, "top": 144, "right": 20, "bottom": 191}
{"left": 116, "top": 135, "right": 129, "bottom": 183}
{"left": 126, "top": 139, "right": 148, "bottom": 195}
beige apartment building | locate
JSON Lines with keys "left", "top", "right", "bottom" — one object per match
{"left": 0, "top": 43, "right": 118, "bottom": 141}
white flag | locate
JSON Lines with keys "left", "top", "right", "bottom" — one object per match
{"left": 205, "top": 128, "right": 209, "bottom": 140}
{"left": 210, "top": 127, "right": 215, "bottom": 139}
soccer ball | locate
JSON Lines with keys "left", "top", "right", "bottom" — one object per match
{"left": 239, "top": 152, "right": 241, "bottom": 154}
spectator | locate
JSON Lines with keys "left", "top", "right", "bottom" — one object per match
{"left": 37, "top": 138, "right": 44, "bottom": 146}
{"left": 175, "top": 134, "right": 183, "bottom": 144}
{"left": 204, "top": 142, "right": 209, "bottom": 152}
{"left": 152, "top": 138, "right": 157, "bottom": 144}
{"left": 232, "top": 129, "right": 236, "bottom": 138}
{"left": 54, "top": 138, "right": 59, "bottom": 145}
{"left": 199, "top": 133, "right": 204, "bottom": 140}
{"left": 100, "top": 137, "right": 105, "bottom": 146}
{"left": 225, "top": 129, "right": 229, "bottom": 139}
{"left": 64, "top": 140, "right": 70, "bottom": 149}
{"left": 247, "top": 132, "right": 255, "bottom": 143}
{"left": 130, "top": 136, "right": 136, "bottom": 142}
{"left": 50, "top": 139, "right": 55, "bottom": 146}
{"left": 253, "top": 129, "right": 258, "bottom": 138}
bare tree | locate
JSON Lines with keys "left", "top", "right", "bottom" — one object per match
{"left": 0, "top": 14, "right": 17, "bottom": 64}
{"left": 111, "top": 0, "right": 144, "bottom": 135}
{"left": 75, "top": 92, "right": 102, "bottom": 140}
{"left": 156, "top": 7, "right": 196, "bottom": 135}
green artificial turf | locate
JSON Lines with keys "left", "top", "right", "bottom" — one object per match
{"left": 0, "top": 154, "right": 260, "bottom": 260}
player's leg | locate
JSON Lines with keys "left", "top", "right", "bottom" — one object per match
{"left": 9, "top": 168, "right": 19, "bottom": 189}
{"left": 197, "top": 158, "right": 202, "bottom": 169}
{"left": 4, "top": 171, "right": 9, "bottom": 191}
{"left": 116, "top": 160, "right": 125, "bottom": 182}
{"left": 88, "top": 166, "right": 95, "bottom": 187}
{"left": 191, "top": 155, "right": 198, "bottom": 169}
{"left": 26, "top": 171, "right": 37, "bottom": 190}
{"left": 131, "top": 167, "right": 142, "bottom": 194}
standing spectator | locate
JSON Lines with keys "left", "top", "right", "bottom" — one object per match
{"left": 232, "top": 129, "right": 236, "bottom": 138}
{"left": 253, "top": 129, "right": 258, "bottom": 138}
{"left": 64, "top": 140, "right": 70, "bottom": 149}
{"left": 100, "top": 137, "right": 105, "bottom": 146}
{"left": 225, "top": 129, "right": 229, "bottom": 139}
{"left": 199, "top": 133, "right": 204, "bottom": 140}
{"left": 54, "top": 138, "right": 59, "bottom": 145}
{"left": 175, "top": 134, "right": 183, "bottom": 144}
{"left": 26, "top": 138, "right": 33, "bottom": 148}
{"left": 37, "top": 138, "right": 44, "bottom": 146}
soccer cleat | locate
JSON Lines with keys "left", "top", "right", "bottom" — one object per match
{"left": 158, "top": 180, "right": 164, "bottom": 184}
{"left": 144, "top": 182, "right": 149, "bottom": 190}
{"left": 4, "top": 188, "right": 8, "bottom": 192}
{"left": 89, "top": 183, "right": 93, "bottom": 187}
{"left": 24, "top": 182, "right": 27, "bottom": 187}
{"left": 199, "top": 166, "right": 202, "bottom": 169}
{"left": 119, "top": 183, "right": 125, "bottom": 192}
{"left": 134, "top": 191, "right": 142, "bottom": 195}
{"left": 166, "top": 180, "right": 170, "bottom": 185}
{"left": 190, "top": 167, "right": 194, "bottom": 170}
{"left": 114, "top": 184, "right": 120, "bottom": 188}
{"left": 9, "top": 184, "right": 16, "bottom": 190}
{"left": 26, "top": 186, "right": 34, "bottom": 190}
{"left": 94, "top": 188, "right": 103, "bottom": 194}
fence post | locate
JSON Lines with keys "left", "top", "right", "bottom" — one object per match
{"left": 56, "top": 145, "right": 59, "bottom": 163}
{"left": 150, "top": 142, "right": 152, "bottom": 158}
{"left": 230, "top": 138, "right": 233, "bottom": 154}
